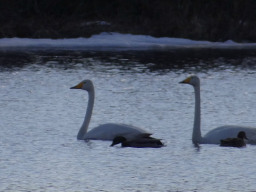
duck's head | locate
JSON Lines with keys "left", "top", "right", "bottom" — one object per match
{"left": 110, "top": 136, "right": 127, "bottom": 146}
{"left": 179, "top": 75, "right": 200, "bottom": 87}
{"left": 237, "top": 131, "right": 248, "bottom": 140}
{"left": 70, "top": 80, "right": 94, "bottom": 91}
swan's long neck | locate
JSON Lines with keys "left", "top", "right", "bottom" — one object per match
{"left": 192, "top": 83, "right": 202, "bottom": 144}
{"left": 77, "top": 87, "right": 95, "bottom": 140}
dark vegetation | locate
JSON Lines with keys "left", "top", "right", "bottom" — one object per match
{"left": 1, "top": 0, "right": 256, "bottom": 42}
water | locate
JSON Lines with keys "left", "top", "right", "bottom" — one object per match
{"left": 1, "top": 49, "right": 256, "bottom": 192}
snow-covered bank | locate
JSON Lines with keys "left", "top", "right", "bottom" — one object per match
{"left": 1, "top": 32, "right": 256, "bottom": 50}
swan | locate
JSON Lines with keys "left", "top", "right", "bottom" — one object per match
{"left": 180, "top": 75, "right": 256, "bottom": 145}
{"left": 70, "top": 80, "right": 151, "bottom": 140}
{"left": 110, "top": 134, "right": 164, "bottom": 148}
{"left": 220, "top": 131, "right": 247, "bottom": 147}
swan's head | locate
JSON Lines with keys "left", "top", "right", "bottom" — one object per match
{"left": 237, "top": 131, "right": 248, "bottom": 140}
{"left": 70, "top": 80, "right": 94, "bottom": 91}
{"left": 179, "top": 75, "right": 200, "bottom": 87}
{"left": 110, "top": 136, "right": 127, "bottom": 146}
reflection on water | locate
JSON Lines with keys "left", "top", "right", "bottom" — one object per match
{"left": 1, "top": 48, "right": 256, "bottom": 72}
{"left": 1, "top": 48, "right": 256, "bottom": 191}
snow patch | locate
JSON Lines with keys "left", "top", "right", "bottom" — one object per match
{"left": 0, "top": 32, "right": 256, "bottom": 50}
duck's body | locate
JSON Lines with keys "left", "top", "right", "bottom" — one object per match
{"left": 220, "top": 131, "right": 248, "bottom": 147}
{"left": 180, "top": 75, "right": 256, "bottom": 145}
{"left": 110, "top": 134, "right": 164, "bottom": 148}
{"left": 71, "top": 80, "right": 151, "bottom": 141}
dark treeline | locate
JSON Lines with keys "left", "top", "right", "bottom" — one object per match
{"left": 1, "top": 0, "right": 256, "bottom": 42}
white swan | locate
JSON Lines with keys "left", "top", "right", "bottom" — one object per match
{"left": 180, "top": 75, "right": 256, "bottom": 145}
{"left": 70, "top": 80, "right": 151, "bottom": 140}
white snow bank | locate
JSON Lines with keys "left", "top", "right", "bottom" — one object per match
{"left": 0, "top": 32, "right": 256, "bottom": 50}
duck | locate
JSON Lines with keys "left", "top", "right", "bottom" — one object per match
{"left": 70, "top": 80, "right": 153, "bottom": 141}
{"left": 110, "top": 134, "right": 164, "bottom": 148}
{"left": 220, "top": 131, "right": 248, "bottom": 147}
{"left": 180, "top": 75, "right": 256, "bottom": 145}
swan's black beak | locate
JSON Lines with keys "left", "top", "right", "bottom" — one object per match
{"left": 70, "top": 86, "right": 78, "bottom": 89}
{"left": 70, "top": 82, "right": 83, "bottom": 89}
{"left": 179, "top": 77, "right": 191, "bottom": 84}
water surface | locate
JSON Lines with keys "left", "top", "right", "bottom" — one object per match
{"left": 1, "top": 49, "right": 256, "bottom": 191}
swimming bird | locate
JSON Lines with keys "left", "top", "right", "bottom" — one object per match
{"left": 180, "top": 75, "right": 256, "bottom": 145}
{"left": 110, "top": 134, "right": 164, "bottom": 148}
{"left": 220, "top": 131, "right": 248, "bottom": 147}
{"left": 70, "top": 80, "right": 151, "bottom": 141}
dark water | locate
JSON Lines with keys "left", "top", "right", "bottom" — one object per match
{"left": 1, "top": 48, "right": 256, "bottom": 71}
{"left": 1, "top": 48, "right": 256, "bottom": 192}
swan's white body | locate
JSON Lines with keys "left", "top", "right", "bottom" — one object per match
{"left": 82, "top": 123, "right": 148, "bottom": 140}
{"left": 180, "top": 75, "right": 256, "bottom": 145}
{"left": 71, "top": 80, "right": 150, "bottom": 141}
